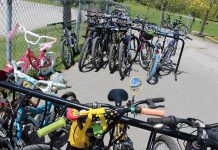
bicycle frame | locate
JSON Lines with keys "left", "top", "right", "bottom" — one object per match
{"left": 19, "top": 48, "right": 52, "bottom": 74}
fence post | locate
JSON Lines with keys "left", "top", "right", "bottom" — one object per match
{"left": 76, "top": 0, "right": 81, "bottom": 41}
{"left": 6, "top": 0, "right": 12, "bottom": 62}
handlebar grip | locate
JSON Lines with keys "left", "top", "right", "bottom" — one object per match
{"left": 52, "top": 82, "right": 67, "bottom": 89}
{"left": 37, "top": 117, "right": 66, "bottom": 138}
{"left": 141, "top": 107, "right": 165, "bottom": 117}
{"left": 147, "top": 117, "right": 171, "bottom": 124}
{"left": 150, "top": 97, "right": 165, "bottom": 103}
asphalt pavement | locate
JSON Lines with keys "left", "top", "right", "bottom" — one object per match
{"left": 58, "top": 36, "right": 218, "bottom": 149}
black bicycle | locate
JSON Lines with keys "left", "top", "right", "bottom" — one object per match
{"left": 47, "top": 20, "right": 78, "bottom": 70}
{"left": 78, "top": 13, "right": 103, "bottom": 72}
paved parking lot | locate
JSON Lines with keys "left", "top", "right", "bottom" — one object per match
{"left": 60, "top": 36, "right": 218, "bottom": 149}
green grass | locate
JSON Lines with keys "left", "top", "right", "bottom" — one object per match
{"left": 0, "top": 23, "right": 87, "bottom": 71}
{"left": 125, "top": 0, "right": 218, "bottom": 38}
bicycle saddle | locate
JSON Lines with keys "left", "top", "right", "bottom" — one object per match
{"left": 108, "top": 89, "right": 128, "bottom": 106}
{"left": 207, "top": 127, "right": 218, "bottom": 142}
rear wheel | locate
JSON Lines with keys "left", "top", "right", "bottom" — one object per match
{"left": 78, "top": 37, "right": 92, "bottom": 72}
{"left": 39, "top": 52, "right": 56, "bottom": 76}
{"left": 153, "top": 135, "right": 179, "bottom": 150}
{"left": 91, "top": 37, "right": 103, "bottom": 70}
{"left": 60, "top": 39, "right": 74, "bottom": 70}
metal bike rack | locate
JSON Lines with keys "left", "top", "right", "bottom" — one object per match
{"left": 158, "top": 34, "right": 185, "bottom": 81}
{"left": 0, "top": 80, "right": 203, "bottom": 144}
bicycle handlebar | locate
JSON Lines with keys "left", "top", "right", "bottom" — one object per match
{"left": 19, "top": 24, "right": 56, "bottom": 45}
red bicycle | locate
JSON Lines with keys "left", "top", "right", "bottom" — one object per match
{"left": 9, "top": 24, "right": 57, "bottom": 76}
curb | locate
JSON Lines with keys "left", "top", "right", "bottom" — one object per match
{"left": 205, "top": 36, "right": 218, "bottom": 44}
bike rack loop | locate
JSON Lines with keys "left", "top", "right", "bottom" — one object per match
{"left": 158, "top": 34, "right": 185, "bottom": 81}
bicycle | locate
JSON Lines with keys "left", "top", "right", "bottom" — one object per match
{"left": 5, "top": 61, "right": 75, "bottom": 147}
{"left": 47, "top": 20, "right": 78, "bottom": 70}
{"left": 8, "top": 23, "right": 57, "bottom": 76}
{"left": 1, "top": 79, "right": 217, "bottom": 150}
{"left": 118, "top": 20, "right": 139, "bottom": 79}
{"left": 108, "top": 16, "right": 130, "bottom": 73}
{"left": 147, "top": 116, "right": 218, "bottom": 149}
{"left": 36, "top": 77, "right": 165, "bottom": 150}
{"left": 161, "top": 14, "right": 188, "bottom": 36}
{"left": 78, "top": 12, "right": 102, "bottom": 72}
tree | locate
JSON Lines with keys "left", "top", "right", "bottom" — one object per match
{"left": 199, "top": 0, "right": 217, "bottom": 36}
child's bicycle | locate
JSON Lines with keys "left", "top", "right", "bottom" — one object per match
{"left": 8, "top": 23, "right": 56, "bottom": 76}
{"left": 1, "top": 60, "right": 76, "bottom": 148}
{"left": 36, "top": 77, "right": 166, "bottom": 150}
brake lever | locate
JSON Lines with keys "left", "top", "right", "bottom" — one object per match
{"left": 146, "top": 99, "right": 165, "bottom": 109}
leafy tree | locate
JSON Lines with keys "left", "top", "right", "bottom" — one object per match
{"left": 199, "top": 0, "right": 217, "bottom": 35}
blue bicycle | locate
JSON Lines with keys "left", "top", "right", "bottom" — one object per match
{"left": 7, "top": 61, "right": 76, "bottom": 147}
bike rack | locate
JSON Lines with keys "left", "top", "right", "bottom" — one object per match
{"left": 0, "top": 80, "right": 205, "bottom": 144}
{"left": 158, "top": 34, "right": 185, "bottom": 81}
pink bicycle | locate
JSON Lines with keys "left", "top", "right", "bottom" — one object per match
{"left": 9, "top": 24, "right": 57, "bottom": 76}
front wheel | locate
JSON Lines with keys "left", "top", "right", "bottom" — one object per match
{"left": 118, "top": 41, "right": 132, "bottom": 79}
{"left": 22, "top": 144, "right": 58, "bottom": 150}
{"left": 78, "top": 37, "right": 92, "bottom": 72}
{"left": 108, "top": 44, "right": 119, "bottom": 73}
{"left": 153, "top": 135, "right": 179, "bottom": 150}
{"left": 91, "top": 37, "right": 103, "bottom": 70}
{"left": 139, "top": 44, "right": 152, "bottom": 70}
{"left": 60, "top": 39, "right": 74, "bottom": 70}
{"left": 147, "top": 54, "right": 159, "bottom": 84}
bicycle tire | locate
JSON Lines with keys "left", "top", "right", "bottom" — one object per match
{"left": 60, "top": 38, "right": 74, "bottom": 70}
{"left": 118, "top": 41, "right": 132, "bottom": 79}
{"left": 91, "top": 37, "right": 103, "bottom": 70}
{"left": 130, "top": 35, "right": 139, "bottom": 61}
{"left": 22, "top": 144, "right": 58, "bottom": 150}
{"left": 153, "top": 135, "right": 180, "bottom": 150}
{"left": 39, "top": 52, "right": 56, "bottom": 76}
{"left": 139, "top": 44, "right": 152, "bottom": 70}
{"left": 78, "top": 37, "right": 92, "bottom": 72}
{"left": 109, "top": 44, "right": 119, "bottom": 73}
{"left": 147, "top": 54, "right": 159, "bottom": 83}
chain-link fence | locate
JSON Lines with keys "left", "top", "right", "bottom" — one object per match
{"left": 0, "top": 0, "right": 127, "bottom": 69}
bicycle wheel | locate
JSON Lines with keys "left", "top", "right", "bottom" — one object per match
{"left": 109, "top": 43, "right": 119, "bottom": 73}
{"left": 118, "top": 41, "right": 132, "bottom": 79}
{"left": 91, "top": 37, "right": 103, "bottom": 70}
{"left": 129, "top": 35, "right": 139, "bottom": 61}
{"left": 178, "top": 24, "right": 188, "bottom": 36}
{"left": 153, "top": 135, "right": 179, "bottom": 150}
{"left": 147, "top": 54, "right": 159, "bottom": 84}
{"left": 139, "top": 44, "right": 153, "bottom": 70}
{"left": 60, "top": 38, "right": 74, "bottom": 70}
{"left": 39, "top": 52, "right": 56, "bottom": 76}
{"left": 22, "top": 144, "right": 58, "bottom": 150}
{"left": 78, "top": 37, "right": 92, "bottom": 72}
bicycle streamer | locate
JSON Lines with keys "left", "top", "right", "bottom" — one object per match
{"left": 67, "top": 108, "right": 108, "bottom": 148}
